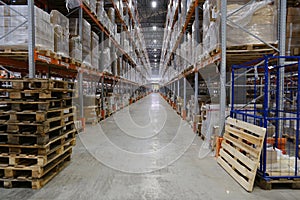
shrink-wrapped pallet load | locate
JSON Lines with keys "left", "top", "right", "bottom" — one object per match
{"left": 0, "top": 5, "right": 54, "bottom": 51}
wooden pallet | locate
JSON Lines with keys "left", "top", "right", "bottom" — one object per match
{"left": 0, "top": 89, "right": 74, "bottom": 100}
{"left": 4, "top": 114, "right": 74, "bottom": 134}
{"left": 0, "top": 150, "right": 72, "bottom": 189}
{"left": 256, "top": 176, "right": 300, "bottom": 190}
{"left": 0, "top": 146, "right": 72, "bottom": 180}
{"left": 0, "top": 79, "right": 75, "bottom": 91}
{"left": 0, "top": 106, "right": 75, "bottom": 123}
{"left": 0, "top": 125, "right": 75, "bottom": 155}
{"left": 227, "top": 43, "right": 277, "bottom": 51}
{"left": 0, "top": 98, "right": 73, "bottom": 111}
{"left": 217, "top": 117, "right": 266, "bottom": 192}
{"left": 0, "top": 124, "right": 76, "bottom": 145}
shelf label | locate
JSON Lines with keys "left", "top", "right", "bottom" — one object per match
{"left": 37, "top": 55, "right": 51, "bottom": 63}
{"left": 60, "top": 61, "right": 70, "bottom": 68}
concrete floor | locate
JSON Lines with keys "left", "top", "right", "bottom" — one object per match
{"left": 1, "top": 93, "right": 300, "bottom": 200}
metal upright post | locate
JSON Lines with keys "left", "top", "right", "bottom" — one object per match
{"left": 278, "top": 0, "right": 287, "bottom": 138}
{"left": 219, "top": 0, "right": 227, "bottom": 136}
{"left": 177, "top": 79, "right": 180, "bottom": 97}
{"left": 193, "top": 2, "right": 200, "bottom": 120}
{"left": 78, "top": 6, "right": 84, "bottom": 127}
{"left": 101, "top": 76, "right": 104, "bottom": 116}
{"left": 183, "top": 77, "right": 187, "bottom": 119}
{"left": 79, "top": 72, "right": 84, "bottom": 127}
{"left": 28, "top": 0, "right": 35, "bottom": 78}
{"left": 100, "top": 31, "right": 104, "bottom": 71}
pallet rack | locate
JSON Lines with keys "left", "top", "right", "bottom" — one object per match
{"left": 159, "top": 0, "right": 284, "bottom": 140}
{"left": 0, "top": 0, "right": 151, "bottom": 188}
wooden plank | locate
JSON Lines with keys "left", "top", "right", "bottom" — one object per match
{"left": 218, "top": 118, "right": 266, "bottom": 192}
{"left": 227, "top": 117, "right": 266, "bottom": 137}
{"left": 217, "top": 157, "right": 252, "bottom": 192}
{"left": 221, "top": 142, "right": 257, "bottom": 170}
{"left": 226, "top": 125, "right": 263, "bottom": 146}
{"left": 219, "top": 149, "right": 254, "bottom": 180}
{"left": 223, "top": 132, "right": 260, "bottom": 159}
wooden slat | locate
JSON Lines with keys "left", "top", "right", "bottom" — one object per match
{"left": 226, "top": 117, "right": 266, "bottom": 137}
{"left": 225, "top": 125, "right": 262, "bottom": 146}
{"left": 217, "top": 117, "right": 266, "bottom": 192}
{"left": 223, "top": 132, "right": 260, "bottom": 159}
{"left": 217, "top": 156, "right": 252, "bottom": 192}
{"left": 221, "top": 142, "right": 256, "bottom": 171}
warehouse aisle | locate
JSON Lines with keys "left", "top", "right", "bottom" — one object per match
{"left": 1, "top": 93, "right": 300, "bottom": 200}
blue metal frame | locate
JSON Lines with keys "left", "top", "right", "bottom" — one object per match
{"left": 231, "top": 55, "right": 300, "bottom": 180}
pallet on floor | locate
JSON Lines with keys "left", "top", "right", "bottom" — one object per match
{"left": 0, "top": 129, "right": 76, "bottom": 156}
{"left": 217, "top": 117, "right": 266, "bottom": 192}
{"left": 0, "top": 149, "right": 72, "bottom": 189}
{"left": 256, "top": 176, "right": 300, "bottom": 190}
{"left": 0, "top": 98, "right": 73, "bottom": 111}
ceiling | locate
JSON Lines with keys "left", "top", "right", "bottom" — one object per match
{"left": 137, "top": 0, "right": 169, "bottom": 77}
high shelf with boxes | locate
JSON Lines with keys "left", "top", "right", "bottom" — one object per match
{"left": 160, "top": 0, "right": 282, "bottom": 146}
{"left": 0, "top": 0, "right": 150, "bottom": 188}
{"left": 49, "top": 0, "right": 151, "bottom": 127}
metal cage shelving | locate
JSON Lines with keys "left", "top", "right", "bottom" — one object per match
{"left": 231, "top": 55, "right": 300, "bottom": 180}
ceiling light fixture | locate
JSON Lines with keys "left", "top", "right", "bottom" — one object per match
{"left": 152, "top": 1, "right": 157, "bottom": 8}
{"left": 154, "top": 48, "right": 157, "bottom": 51}
{"left": 154, "top": 55, "right": 157, "bottom": 58}
{"left": 153, "top": 26, "right": 157, "bottom": 30}
{"left": 153, "top": 40, "right": 157, "bottom": 44}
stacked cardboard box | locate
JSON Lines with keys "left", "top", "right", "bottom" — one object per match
{"left": 286, "top": 7, "right": 300, "bottom": 56}
{"left": 50, "top": 10, "right": 69, "bottom": 57}
{"left": 69, "top": 18, "right": 91, "bottom": 67}
{"left": 91, "top": 31, "right": 99, "bottom": 70}
{"left": 0, "top": 5, "right": 54, "bottom": 51}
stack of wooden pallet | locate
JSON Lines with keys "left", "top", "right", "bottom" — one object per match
{"left": 0, "top": 78, "right": 77, "bottom": 189}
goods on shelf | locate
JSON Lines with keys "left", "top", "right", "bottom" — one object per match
{"left": 99, "top": 47, "right": 111, "bottom": 72}
{"left": 89, "top": 0, "right": 96, "bottom": 14}
{"left": 91, "top": 31, "right": 99, "bottom": 70}
{"left": 50, "top": 10, "right": 69, "bottom": 57}
{"left": 70, "top": 18, "right": 91, "bottom": 67}
{"left": 286, "top": 7, "right": 300, "bottom": 56}
{"left": 203, "top": 0, "right": 277, "bottom": 55}
{"left": 0, "top": 5, "right": 54, "bottom": 51}
{"left": 69, "top": 36, "right": 82, "bottom": 62}
{"left": 0, "top": 78, "right": 76, "bottom": 189}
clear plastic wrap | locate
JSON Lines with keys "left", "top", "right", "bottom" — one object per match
{"left": 69, "top": 18, "right": 91, "bottom": 66}
{"left": 226, "top": 0, "right": 277, "bottom": 46}
{"left": 202, "top": 0, "right": 277, "bottom": 55}
{"left": 96, "top": 0, "right": 104, "bottom": 19}
{"left": 0, "top": 5, "right": 54, "bottom": 51}
{"left": 69, "top": 36, "right": 82, "bottom": 62}
{"left": 99, "top": 47, "right": 111, "bottom": 72}
{"left": 287, "top": 7, "right": 300, "bottom": 56}
{"left": 66, "top": 0, "right": 81, "bottom": 10}
{"left": 91, "top": 31, "right": 99, "bottom": 69}
{"left": 89, "top": 0, "right": 96, "bottom": 14}
{"left": 50, "top": 10, "right": 69, "bottom": 57}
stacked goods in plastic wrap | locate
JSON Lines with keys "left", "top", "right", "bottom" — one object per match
{"left": 50, "top": 10, "right": 69, "bottom": 57}
{"left": 286, "top": 7, "right": 300, "bottom": 56}
{"left": 203, "top": 0, "right": 277, "bottom": 55}
{"left": 69, "top": 36, "right": 82, "bottom": 62}
{"left": 91, "top": 31, "right": 99, "bottom": 69}
{"left": 96, "top": 1, "right": 114, "bottom": 34}
{"left": 70, "top": 18, "right": 91, "bottom": 67}
{"left": 89, "top": 0, "right": 96, "bottom": 14}
{"left": 227, "top": 0, "right": 277, "bottom": 47}
{"left": 99, "top": 47, "right": 111, "bottom": 72}
{"left": 0, "top": 5, "right": 54, "bottom": 51}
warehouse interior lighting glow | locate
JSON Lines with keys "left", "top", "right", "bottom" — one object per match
{"left": 152, "top": 1, "right": 157, "bottom": 8}
{"left": 153, "top": 26, "right": 157, "bottom": 30}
